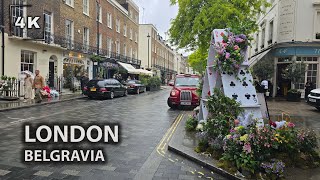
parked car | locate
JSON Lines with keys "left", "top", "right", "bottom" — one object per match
{"left": 83, "top": 79, "right": 127, "bottom": 99}
{"left": 123, "top": 80, "right": 146, "bottom": 94}
{"left": 307, "top": 88, "right": 320, "bottom": 110}
{"left": 167, "top": 74, "right": 200, "bottom": 109}
{"left": 168, "top": 79, "right": 174, "bottom": 86}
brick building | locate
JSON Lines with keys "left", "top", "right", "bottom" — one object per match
{"left": 0, "top": 0, "right": 141, "bottom": 92}
{"left": 139, "top": 24, "right": 176, "bottom": 82}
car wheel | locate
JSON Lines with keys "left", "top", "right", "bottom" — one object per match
{"left": 317, "top": 107, "right": 320, "bottom": 111}
{"left": 124, "top": 90, "right": 128, "bottom": 96}
{"left": 88, "top": 96, "right": 93, "bottom": 99}
{"left": 136, "top": 88, "right": 140, "bottom": 94}
{"left": 167, "top": 98, "right": 177, "bottom": 109}
{"left": 109, "top": 91, "right": 114, "bottom": 99}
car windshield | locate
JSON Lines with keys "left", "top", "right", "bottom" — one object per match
{"left": 175, "top": 77, "right": 199, "bottom": 87}
{"left": 126, "top": 80, "right": 137, "bottom": 84}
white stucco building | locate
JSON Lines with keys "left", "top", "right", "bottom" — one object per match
{"left": 249, "top": 0, "right": 320, "bottom": 97}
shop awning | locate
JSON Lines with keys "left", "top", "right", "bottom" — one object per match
{"left": 136, "top": 69, "right": 153, "bottom": 76}
{"left": 117, "top": 62, "right": 140, "bottom": 74}
{"left": 249, "top": 49, "right": 272, "bottom": 66}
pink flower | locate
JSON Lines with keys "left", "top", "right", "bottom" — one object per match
{"left": 287, "top": 122, "right": 295, "bottom": 128}
{"left": 234, "top": 45, "right": 239, "bottom": 50}
{"left": 243, "top": 143, "right": 251, "bottom": 154}
{"left": 225, "top": 52, "right": 230, "bottom": 59}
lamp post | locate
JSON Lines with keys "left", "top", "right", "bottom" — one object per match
{"left": 147, "top": 33, "right": 150, "bottom": 69}
{"left": 1, "top": 0, "right": 4, "bottom": 76}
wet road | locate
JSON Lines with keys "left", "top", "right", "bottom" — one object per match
{"left": 0, "top": 88, "right": 225, "bottom": 180}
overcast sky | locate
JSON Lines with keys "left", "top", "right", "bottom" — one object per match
{"left": 134, "top": 0, "right": 178, "bottom": 39}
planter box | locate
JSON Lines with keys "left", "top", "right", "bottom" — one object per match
{"left": 287, "top": 92, "right": 301, "bottom": 102}
{"left": 146, "top": 86, "right": 160, "bottom": 91}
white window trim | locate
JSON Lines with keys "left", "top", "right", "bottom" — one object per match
{"left": 83, "top": 27, "right": 89, "bottom": 51}
{"left": 135, "top": 32, "right": 138, "bottom": 43}
{"left": 124, "top": 24, "right": 127, "bottom": 37}
{"left": 98, "top": 6, "right": 102, "bottom": 23}
{"left": 107, "top": 13, "right": 112, "bottom": 29}
{"left": 116, "top": 19, "right": 120, "bottom": 33}
{"left": 130, "top": 28, "right": 133, "bottom": 40}
{"left": 313, "top": 9, "right": 320, "bottom": 41}
{"left": 83, "top": 0, "right": 89, "bottom": 16}
{"left": 65, "top": 0, "right": 74, "bottom": 8}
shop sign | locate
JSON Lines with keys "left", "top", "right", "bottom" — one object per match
{"left": 274, "top": 46, "right": 320, "bottom": 57}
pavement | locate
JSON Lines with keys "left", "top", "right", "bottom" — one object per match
{"left": 0, "top": 88, "right": 225, "bottom": 180}
{"left": 0, "top": 92, "right": 84, "bottom": 112}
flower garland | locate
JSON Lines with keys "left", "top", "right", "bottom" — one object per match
{"left": 213, "top": 31, "right": 249, "bottom": 77}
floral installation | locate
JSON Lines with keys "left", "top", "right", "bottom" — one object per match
{"left": 261, "top": 159, "right": 285, "bottom": 178}
{"left": 213, "top": 30, "right": 249, "bottom": 79}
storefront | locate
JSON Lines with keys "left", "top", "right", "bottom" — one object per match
{"left": 62, "top": 56, "right": 87, "bottom": 91}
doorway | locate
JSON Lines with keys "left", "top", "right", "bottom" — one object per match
{"left": 277, "top": 63, "right": 291, "bottom": 96}
{"left": 48, "top": 61, "right": 55, "bottom": 88}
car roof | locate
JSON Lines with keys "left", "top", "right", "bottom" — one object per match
{"left": 175, "top": 74, "right": 199, "bottom": 78}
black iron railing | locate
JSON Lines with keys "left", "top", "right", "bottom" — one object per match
{"left": 10, "top": 33, "right": 141, "bottom": 66}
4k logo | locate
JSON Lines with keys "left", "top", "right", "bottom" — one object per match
{"left": 14, "top": 17, "right": 41, "bottom": 29}
{"left": 10, "top": 4, "right": 40, "bottom": 29}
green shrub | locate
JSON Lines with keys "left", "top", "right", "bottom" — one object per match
{"left": 185, "top": 116, "right": 198, "bottom": 131}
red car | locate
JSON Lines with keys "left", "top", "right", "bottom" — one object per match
{"left": 167, "top": 74, "right": 200, "bottom": 109}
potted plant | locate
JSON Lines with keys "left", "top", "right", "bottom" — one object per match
{"left": 147, "top": 76, "right": 161, "bottom": 91}
{"left": 282, "top": 61, "right": 306, "bottom": 101}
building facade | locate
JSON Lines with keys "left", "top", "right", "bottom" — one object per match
{"left": 0, "top": 0, "right": 141, "bottom": 91}
{"left": 138, "top": 24, "right": 176, "bottom": 82}
{"left": 248, "top": 0, "right": 320, "bottom": 97}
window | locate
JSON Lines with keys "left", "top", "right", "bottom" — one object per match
{"left": 268, "top": 21, "right": 274, "bottom": 44}
{"left": 316, "top": 12, "right": 320, "bottom": 39}
{"left": 132, "top": 50, "right": 135, "bottom": 59}
{"left": 130, "top": 28, "right": 133, "bottom": 40}
{"left": 44, "top": 12, "right": 53, "bottom": 43}
{"left": 83, "top": 27, "right": 89, "bottom": 52}
{"left": 83, "top": 0, "right": 89, "bottom": 15}
{"left": 255, "top": 33, "right": 259, "bottom": 50}
{"left": 307, "top": 64, "right": 318, "bottom": 88}
{"left": 115, "top": 40, "right": 120, "bottom": 54}
{"left": 65, "top": 20, "right": 74, "bottom": 49}
{"left": 123, "top": 43, "right": 127, "bottom": 56}
{"left": 65, "top": 0, "right": 74, "bottom": 7}
{"left": 21, "top": 51, "right": 35, "bottom": 73}
{"left": 97, "top": 4, "right": 102, "bottom": 23}
{"left": 130, "top": 47, "right": 133, "bottom": 58}
{"left": 107, "top": 13, "right": 112, "bottom": 29}
{"left": 123, "top": 24, "right": 127, "bottom": 36}
{"left": 116, "top": 19, "right": 120, "bottom": 33}
{"left": 107, "top": 38, "right": 112, "bottom": 57}
{"left": 135, "top": 14, "right": 138, "bottom": 23}
{"left": 135, "top": 32, "right": 138, "bottom": 43}
{"left": 261, "top": 27, "right": 265, "bottom": 48}
{"left": 11, "top": 0, "right": 24, "bottom": 37}
{"left": 129, "top": 10, "right": 132, "bottom": 18}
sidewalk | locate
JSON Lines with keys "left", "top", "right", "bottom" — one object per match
{"left": 0, "top": 92, "right": 85, "bottom": 112}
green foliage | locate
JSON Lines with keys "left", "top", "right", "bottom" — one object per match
{"left": 185, "top": 115, "right": 198, "bottom": 131}
{"left": 288, "top": 89, "right": 301, "bottom": 94}
{"left": 90, "top": 55, "right": 103, "bottom": 62}
{"left": 196, "top": 76, "right": 203, "bottom": 97}
{"left": 169, "top": 0, "right": 269, "bottom": 51}
{"left": 64, "top": 65, "right": 74, "bottom": 89}
{"left": 252, "top": 58, "right": 274, "bottom": 80}
{"left": 147, "top": 76, "right": 161, "bottom": 87}
{"left": 1, "top": 75, "right": 7, "bottom": 80}
{"left": 188, "top": 49, "right": 208, "bottom": 74}
{"left": 282, "top": 62, "right": 307, "bottom": 87}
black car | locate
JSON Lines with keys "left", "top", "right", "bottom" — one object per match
{"left": 84, "top": 79, "right": 127, "bottom": 99}
{"left": 123, "top": 80, "right": 146, "bottom": 94}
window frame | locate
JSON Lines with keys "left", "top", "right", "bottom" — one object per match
{"left": 83, "top": 0, "right": 89, "bottom": 16}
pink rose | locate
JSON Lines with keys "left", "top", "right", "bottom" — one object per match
{"left": 287, "top": 122, "right": 295, "bottom": 128}
{"left": 225, "top": 52, "right": 230, "bottom": 59}
{"left": 234, "top": 45, "right": 239, "bottom": 50}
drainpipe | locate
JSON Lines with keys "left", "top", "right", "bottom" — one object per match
{"left": 1, "top": 0, "right": 5, "bottom": 76}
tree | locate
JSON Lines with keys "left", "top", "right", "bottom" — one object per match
{"left": 252, "top": 58, "right": 274, "bottom": 81}
{"left": 188, "top": 49, "right": 208, "bottom": 74}
{"left": 283, "top": 61, "right": 306, "bottom": 89}
{"left": 169, "top": 0, "right": 268, "bottom": 52}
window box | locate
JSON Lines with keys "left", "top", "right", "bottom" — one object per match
{"left": 254, "top": 48, "right": 258, "bottom": 52}
{"left": 260, "top": 45, "right": 265, "bottom": 49}
{"left": 267, "top": 39, "right": 272, "bottom": 44}
{"left": 316, "top": 33, "right": 320, "bottom": 39}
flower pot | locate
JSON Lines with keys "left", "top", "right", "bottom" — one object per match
{"left": 287, "top": 92, "right": 301, "bottom": 102}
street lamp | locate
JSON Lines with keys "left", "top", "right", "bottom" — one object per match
{"left": 147, "top": 33, "right": 150, "bottom": 69}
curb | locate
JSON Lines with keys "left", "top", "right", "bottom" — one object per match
{"left": 0, "top": 96, "right": 86, "bottom": 112}
{"left": 167, "top": 114, "right": 243, "bottom": 180}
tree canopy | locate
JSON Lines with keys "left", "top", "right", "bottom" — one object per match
{"left": 169, "top": 0, "right": 268, "bottom": 73}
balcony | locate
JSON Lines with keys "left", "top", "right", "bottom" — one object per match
{"left": 8, "top": 32, "right": 142, "bottom": 66}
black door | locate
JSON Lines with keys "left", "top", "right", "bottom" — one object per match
{"left": 277, "top": 63, "right": 291, "bottom": 97}
{"left": 49, "top": 62, "right": 55, "bottom": 88}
